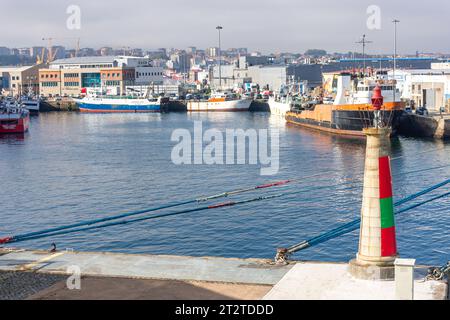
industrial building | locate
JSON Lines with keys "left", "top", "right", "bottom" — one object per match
{"left": 38, "top": 56, "right": 164, "bottom": 97}
{"left": 209, "top": 56, "right": 288, "bottom": 90}
{"left": 391, "top": 63, "right": 450, "bottom": 112}
{"left": 0, "top": 64, "right": 45, "bottom": 96}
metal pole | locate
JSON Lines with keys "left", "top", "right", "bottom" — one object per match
{"left": 356, "top": 35, "right": 372, "bottom": 76}
{"left": 393, "top": 20, "right": 400, "bottom": 103}
{"left": 363, "top": 35, "right": 366, "bottom": 71}
{"left": 216, "top": 26, "right": 223, "bottom": 89}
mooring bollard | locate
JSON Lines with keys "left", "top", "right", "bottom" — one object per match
{"left": 394, "top": 258, "right": 416, "bottom": 300}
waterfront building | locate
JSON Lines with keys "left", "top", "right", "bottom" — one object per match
{"left": 0, "top": 64, "right": 45, "bottom": 96}
{"left": 389, "top": 68, "right": 450, "bottom": 112}
{"left": 247, "top": 65, "right": 288, "bottom": 91}
{"left": 211, "top": 64, "right": 251, "bottom": 90}
{"left": 38, "top": 56, "right": 164, "bottom": 97}
{"left": 245, "top": 55, "right": 275, "bottom": 66}
{"left": 207, "top": 55, "right": 286, "bottom": 90}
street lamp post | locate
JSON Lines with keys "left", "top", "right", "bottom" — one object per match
{"left": 216, "top": 26, "right": 223, "bottom": 89}
{"left": 393, "top": 19, "right": 400, "bottom": 103}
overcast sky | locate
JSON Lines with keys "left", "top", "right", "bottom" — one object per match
{"left": 2, "top": 0, "right": 449, "bottom": 54}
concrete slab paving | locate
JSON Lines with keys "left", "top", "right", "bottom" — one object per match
{"left": 2, "top": 249, "right": 446, "bottom": 300}
{"left": 0, "top": 249, "right": 293, "bottom": 285}
{"left": 27, "top": 277, "right": 272, "bottom": 300}
{"left": 263, "top": 262, "right": 448, "bottom": 300}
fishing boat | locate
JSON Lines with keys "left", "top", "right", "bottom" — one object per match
{"left": 285, "top": 71, "right": 405, "bottom": 136}
{"left": 20, "top": 87, "right": 40, "bottom": 113}
{"left": 186, "top": 92, "right": 252, "bottom": 112}
{"left": 269, "top": 81, "right": 308, "bottom": 118}
{"left": 268, "top": 96, "right": 292, "bottom": 118}
{"left": 75, "top": 95, "right": 169, "bottom": 113}
{"left": 0, "top": 100, "right": 30, "bottom": 134}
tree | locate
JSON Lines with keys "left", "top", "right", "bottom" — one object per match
{"left": 305, "top": 49, "right": 327, "bottom": 57}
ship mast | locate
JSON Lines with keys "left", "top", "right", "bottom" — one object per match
{"left": 356, "top": 34, "right": 373, "bottom": 75}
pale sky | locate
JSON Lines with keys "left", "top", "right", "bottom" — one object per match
{"left": 2, "top": 0, "right": 449, "bottom": 54}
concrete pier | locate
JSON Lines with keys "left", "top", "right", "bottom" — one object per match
{"left": 264, "top": 262, "right": 447, "bottom": 300}
{"left": 0, "top": 249, "right": 447, "bottom": 300}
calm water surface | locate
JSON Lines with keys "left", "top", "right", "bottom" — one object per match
{"left": 0, "top": 112, "right": 448, "bottom": 265}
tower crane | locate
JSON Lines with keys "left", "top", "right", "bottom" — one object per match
{"left": 41, "top": 37, "right": 81, "bottom": 63}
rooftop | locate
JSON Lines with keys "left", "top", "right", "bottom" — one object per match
{"left": 50, "top": 55, "right": 151, "bottom": 66}
{"left": 50, "top": 56, "right": 117, "bottom": 65}
{"left": 0, "top": 65, "right": 35, "bottom": 72}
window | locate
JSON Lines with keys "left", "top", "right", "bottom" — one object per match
{"left": 64, "top": 73, "right": 79, "bottom": 78}
{"left": 64, "top": 82, "right": 79, "bottom": 87}
{"left": 105, "top": 80, "right": 120, "bottom": 86}
{"left": 42, "top": 82, "right": 58, "bottom": 87}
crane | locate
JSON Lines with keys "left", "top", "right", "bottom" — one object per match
{"left": 41, "top": 37, "right": 81, "bottom": 63}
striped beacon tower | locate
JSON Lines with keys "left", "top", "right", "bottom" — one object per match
{"left": 349, "top": 85, "right": 398, "bottom": 280}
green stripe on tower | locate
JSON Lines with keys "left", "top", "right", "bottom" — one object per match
{"left": 380, "top": 197, "right": 395, "bottom": 229}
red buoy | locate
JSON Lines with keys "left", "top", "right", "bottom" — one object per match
{"left": 371, "top": 85, "right": 384, "bottom": 110}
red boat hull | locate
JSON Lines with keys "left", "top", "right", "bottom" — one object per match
{"left": 0, "top": 114, "right": 30, "bottom": 134}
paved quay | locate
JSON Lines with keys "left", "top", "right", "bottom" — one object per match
{"left": 0, "top": 248, "right": 290, "bottom": 300}
{"left": 263, "top": 262, "right": 448, "bottom": 300}
{"left": 0, "top": 249, "right": 447, "bottom": 300}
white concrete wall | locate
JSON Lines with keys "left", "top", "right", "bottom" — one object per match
{"left": 134, "top": 66, "right": 164, "bottom": 85}
{"left": 247, "top": 65, "right": 287, "bottom": 91}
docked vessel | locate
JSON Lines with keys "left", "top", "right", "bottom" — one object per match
{"left": 20, "top": 88, "right": 41, "bottom": 113}
{"left": 269, "top": 81, "right": 308, "bottom": 118}
{"left": 187, "top": 92, "right": 252, "bottom": 112}
{"left": 21, "top": 96, "right": 40, "bottom": 113}
{"left": 75, "top": 95, "right": 168, "bottom": 113}
{"left": 286, "top": 71, "right": 405, "bottom": 136}
{"left": 268, "top": 96, "right": 292, "bottom": 118}
{"left": 0, "top": 101, "right": 30, "bottom": 134}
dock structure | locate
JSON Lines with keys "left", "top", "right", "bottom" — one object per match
{"left": 0, "top": 248, "right": 447, "bottom": 300}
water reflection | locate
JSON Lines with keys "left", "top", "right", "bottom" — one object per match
{"left": 0, "top": 112, "right": 448, "bottom": 265}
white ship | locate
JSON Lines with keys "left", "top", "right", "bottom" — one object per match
{"left": 268, "top": 96, "right": 292, "bottom": 118}
{"left": 75, "top": 95, "right": 168, "bottom": 113}
{"left": 269, "top": 81, "right": 308, "bottom": 118}
{"left": 20, "top": 88, "right": 40, "bottom": 112}
{"left": 187, "top": 92, "right": 251, "bottom": 112}
{"left": 20, "top": 96, "right": 40, "bottom": 112}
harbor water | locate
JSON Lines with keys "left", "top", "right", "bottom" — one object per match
{"left": 0, "top": 112, "right": 448, "bottom": 265}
